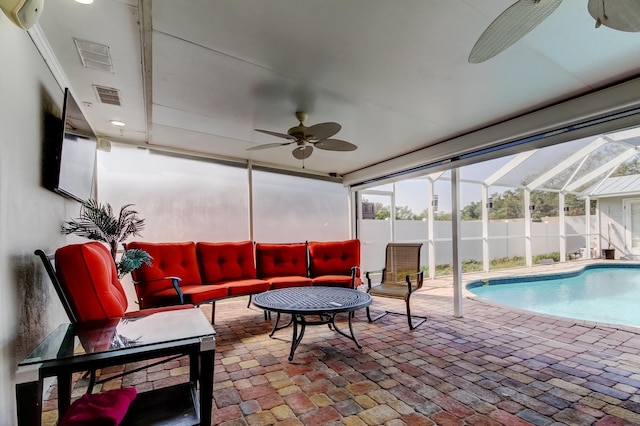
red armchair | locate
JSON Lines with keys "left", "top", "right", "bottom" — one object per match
{"left": 36, "top": 242, "right": 192, "bottom": 323}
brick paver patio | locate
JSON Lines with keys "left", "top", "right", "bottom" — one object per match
{"left": 42, "top": 261, "right": 640, "bottom": 425}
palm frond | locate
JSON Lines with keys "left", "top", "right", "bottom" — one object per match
{"left": 62, "top": 199, "right": 152, "bottom": 276}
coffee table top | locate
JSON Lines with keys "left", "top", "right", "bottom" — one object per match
{"left": 252, "top": 286, "right": 371, "bottom": 314}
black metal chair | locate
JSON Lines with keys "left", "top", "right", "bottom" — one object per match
{"left": 365, "top": 243, "right": 426, "bottom": 330}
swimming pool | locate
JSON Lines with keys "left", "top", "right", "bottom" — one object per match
{"left": 466, "top": 264, "right": 640, "bottom": 327}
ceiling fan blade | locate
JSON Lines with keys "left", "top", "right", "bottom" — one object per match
{"left": 588, "top": 0, "right": 640, "bottom": 32}
{"left": 292, "top": 145, "right": 313, "bottom": 160}
{"left": 314, "top": 139, "right": 358, "bottom": 152}
{"left": 246, "top": 141, "right": 293, "bottom": 151}
{"left": 304, "top": 122, "right": 341, "bottom": 141}
{"left": 255, "top": 129, "right": 297, "bottom": 140}
{"left": 468, "top": 0, "right": 563, "bottom": 63}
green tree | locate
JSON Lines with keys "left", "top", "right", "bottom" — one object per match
{"left": 460, "top": 201, "right": 482, "bottom": 220}
{"left": 612, "top": 157, "right": 640, "bottom": 177}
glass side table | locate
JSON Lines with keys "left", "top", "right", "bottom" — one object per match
{"left": 15, "top": 308, "right": 216, "bottom": 426}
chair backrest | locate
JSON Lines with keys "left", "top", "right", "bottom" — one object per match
{"left": 383, "top": 243, "right": 423, "bottom": 284}
{"left": 197, "top": 241, "right": 257, "bottom": 283}
{"left": 37, "top": 242, "right": 129, "bottom": 322}
{"left": 255, "top": 242, "right": 308, "bottom": 278}
{"left": 308, "top": 239, "right": 360, "bottom": 278}
{"left": 126, "top": 241, "right": 202, "bottom": 305}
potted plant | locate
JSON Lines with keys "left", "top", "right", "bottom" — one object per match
{"left": 61, "top": 199, "right": 152, "bottom": 277}
{"left": 602, "top": 221, "right": 616, "bottom": 260}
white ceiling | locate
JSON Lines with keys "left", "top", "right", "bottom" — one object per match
{"left": 35, "top": 0, "right": 640, "bottom": 177}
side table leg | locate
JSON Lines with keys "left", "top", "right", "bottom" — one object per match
{"left": 189, "top": 352, "right": 199, "bottom": 383}
{"left": 199, "top": 349, "right": 215, "bottom": 426}
{"left": 57, "top": 371, "right": 72, "bottom": 418}
{"left": 16, "top": 380, "right": 42, "bottom": 426}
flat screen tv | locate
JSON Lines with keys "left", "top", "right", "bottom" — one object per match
{"left": 43, "top": 88, "right": 97, "bottom": 202}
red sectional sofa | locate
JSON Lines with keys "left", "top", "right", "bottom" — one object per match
{"left": 126, "top": 239, "right": 360, "bottom": 323}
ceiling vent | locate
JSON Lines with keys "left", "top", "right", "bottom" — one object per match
{"left": 93, "top": 85, "right": 122, "bottom": 106}
{"left": 74, "top": 38, "right": 114, "bottom": 73}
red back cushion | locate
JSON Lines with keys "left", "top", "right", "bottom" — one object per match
{"left": 308, "top": 239, "right": 360, "bottom": 277}
{"left": 55, "top": 242, "right": 128, "bottom": 321}
{"left": 197, "top": 241, "right": 257, "bottom": 283}
{"left": 255, "top": 243, "right": 308, "bottom": 278}
{"left": 127, "top": 242, "right": 202, "bottom": 299}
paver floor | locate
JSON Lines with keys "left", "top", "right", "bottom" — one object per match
{"left": 42, "top": 261, "right": 640, "bottom": 425}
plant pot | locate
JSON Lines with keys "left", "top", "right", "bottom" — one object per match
{"left": 602, "top": 248, "right": 615, "bottom": 260}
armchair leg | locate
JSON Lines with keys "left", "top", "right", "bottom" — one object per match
{"left": 405, "top": 298, "right": 427, "bottom": 330}
{"left": 366, "top": 298, "right": 427, "bottom": 330}
{"left": 366, "top": 306, "right": 389, "bottom": 323}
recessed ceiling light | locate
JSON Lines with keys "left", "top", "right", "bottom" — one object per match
{"left": 75, "top": 0, "right": 94, "bottom": 4}
{"left": 110, "top": 120, "right": 126, "bottom": 127}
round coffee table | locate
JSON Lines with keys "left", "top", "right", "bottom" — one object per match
{"left": 252, "top": 286, "right": 372, "bottom": 361}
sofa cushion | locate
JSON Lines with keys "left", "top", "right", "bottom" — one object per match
{"left": 58, "top": 387, "right": 137, "bottom": 426}
{"left": 311, "top": 275, "right": 361, "bottom": 288}
{"left": 256, "top": 243, "right": 308, "bottom": 278}
{"left": 268, "top": 276, "right": 313, "bottom": 289}
{"left": 55, "top": 242, "right": 128, "bottom": 321}
{"left": 197, "top": 241, "right": 257, "bottom": 283}
{"left": 308, "top": 239, "right": 360, "bottom": 278}
{"left": 223, "top": 279, "right": 271, "bottom": 296}
{"left": 127, "top": 242, "right": 202, "bottom": 307}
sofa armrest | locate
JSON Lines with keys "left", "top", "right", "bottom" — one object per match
{"left": 133, "top": 276, "right": 185, "bottom": 305}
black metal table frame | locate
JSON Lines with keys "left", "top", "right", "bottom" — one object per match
{"left": 253, "top": 288, "right": 372, "bottom": 361}
{"left": 15, "top": 333, "right": 215, "bottom": 426}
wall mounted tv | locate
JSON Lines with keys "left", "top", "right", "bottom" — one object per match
{"left": 43, "top": 88, "right": 97, "bottom": 202}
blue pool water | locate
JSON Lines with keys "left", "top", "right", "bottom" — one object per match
{"left": 467, "top": 265, "right": 640, "bottom": 327}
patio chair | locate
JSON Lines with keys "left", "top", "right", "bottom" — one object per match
{"left": 365, "top": 243, "right": 426, "bottom": 330}
{"left": 34, "top": 242, "right": 194, "bottom": 393}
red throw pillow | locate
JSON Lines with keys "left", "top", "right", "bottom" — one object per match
{"left": 57, "top": 387, "right": 137, "bottom": 426}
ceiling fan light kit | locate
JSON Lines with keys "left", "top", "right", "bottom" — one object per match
{"left": 469, "top": 0, "right": 640, "bottom": 64}
{"left": 249, "top": 111, "right": 357, "bottom": 160}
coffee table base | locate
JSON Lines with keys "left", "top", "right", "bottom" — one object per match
{"left": 269, "top": 312, "right": 363, "bottom": 361}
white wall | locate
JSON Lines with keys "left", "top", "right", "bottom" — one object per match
{"left": 0, "top": 22, "right": 74, "bottom": 421}
{"left": 360, "top": 217, "right": 592, "bottom": 271}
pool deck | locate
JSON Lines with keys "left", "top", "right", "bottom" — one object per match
{"left": 42, "top": 260, "right": 640, "bottom": 425}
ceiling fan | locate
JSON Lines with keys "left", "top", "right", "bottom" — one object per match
{"left": 248, "top": 112, "right": 357, "bottom": 160}
{"left": 468, "top": 0, "right": 640, "bottom": 64}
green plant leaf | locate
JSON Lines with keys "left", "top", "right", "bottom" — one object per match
{"left": 118, "top": 249, "right": 153, "bottom": 278}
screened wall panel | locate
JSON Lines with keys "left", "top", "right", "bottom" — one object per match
{"left": 97, "top": 145, "right": 250, "bottom": 242}
{"left": 252, "top": 170, "right": 349, "bottom": 243}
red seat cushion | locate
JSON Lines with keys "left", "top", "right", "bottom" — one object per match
{"left": 267, "top": 276, "right": 313, "bottom": 289}
{"left": 55, "top": 242, "right": 128, "bottom": 321}
{"left": 308, "top": 239, "right": 360, "bottom": 278}
{"left": 197, "top": 241, "right": 257, "bottom": 283}
{"left": 223, "top": 279, "right": 271, "bottom": 296}
{"left": 126, "top": 242, "right": 202, "bottom": 308}
{"left": 312, "top": 275, "right": 361, "bottom": 288}
{"left": 255, "top": 243, "right": 308, "bottom": 278}
{"left": 57, "top": 387, "right": 137, "bottom": 426}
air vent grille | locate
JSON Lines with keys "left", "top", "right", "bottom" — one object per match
{"left": 74, "top": 38, "right": 114, "bottom": 73}
{"left": 93, "top": 85, "right": 122, "bottom": 106}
